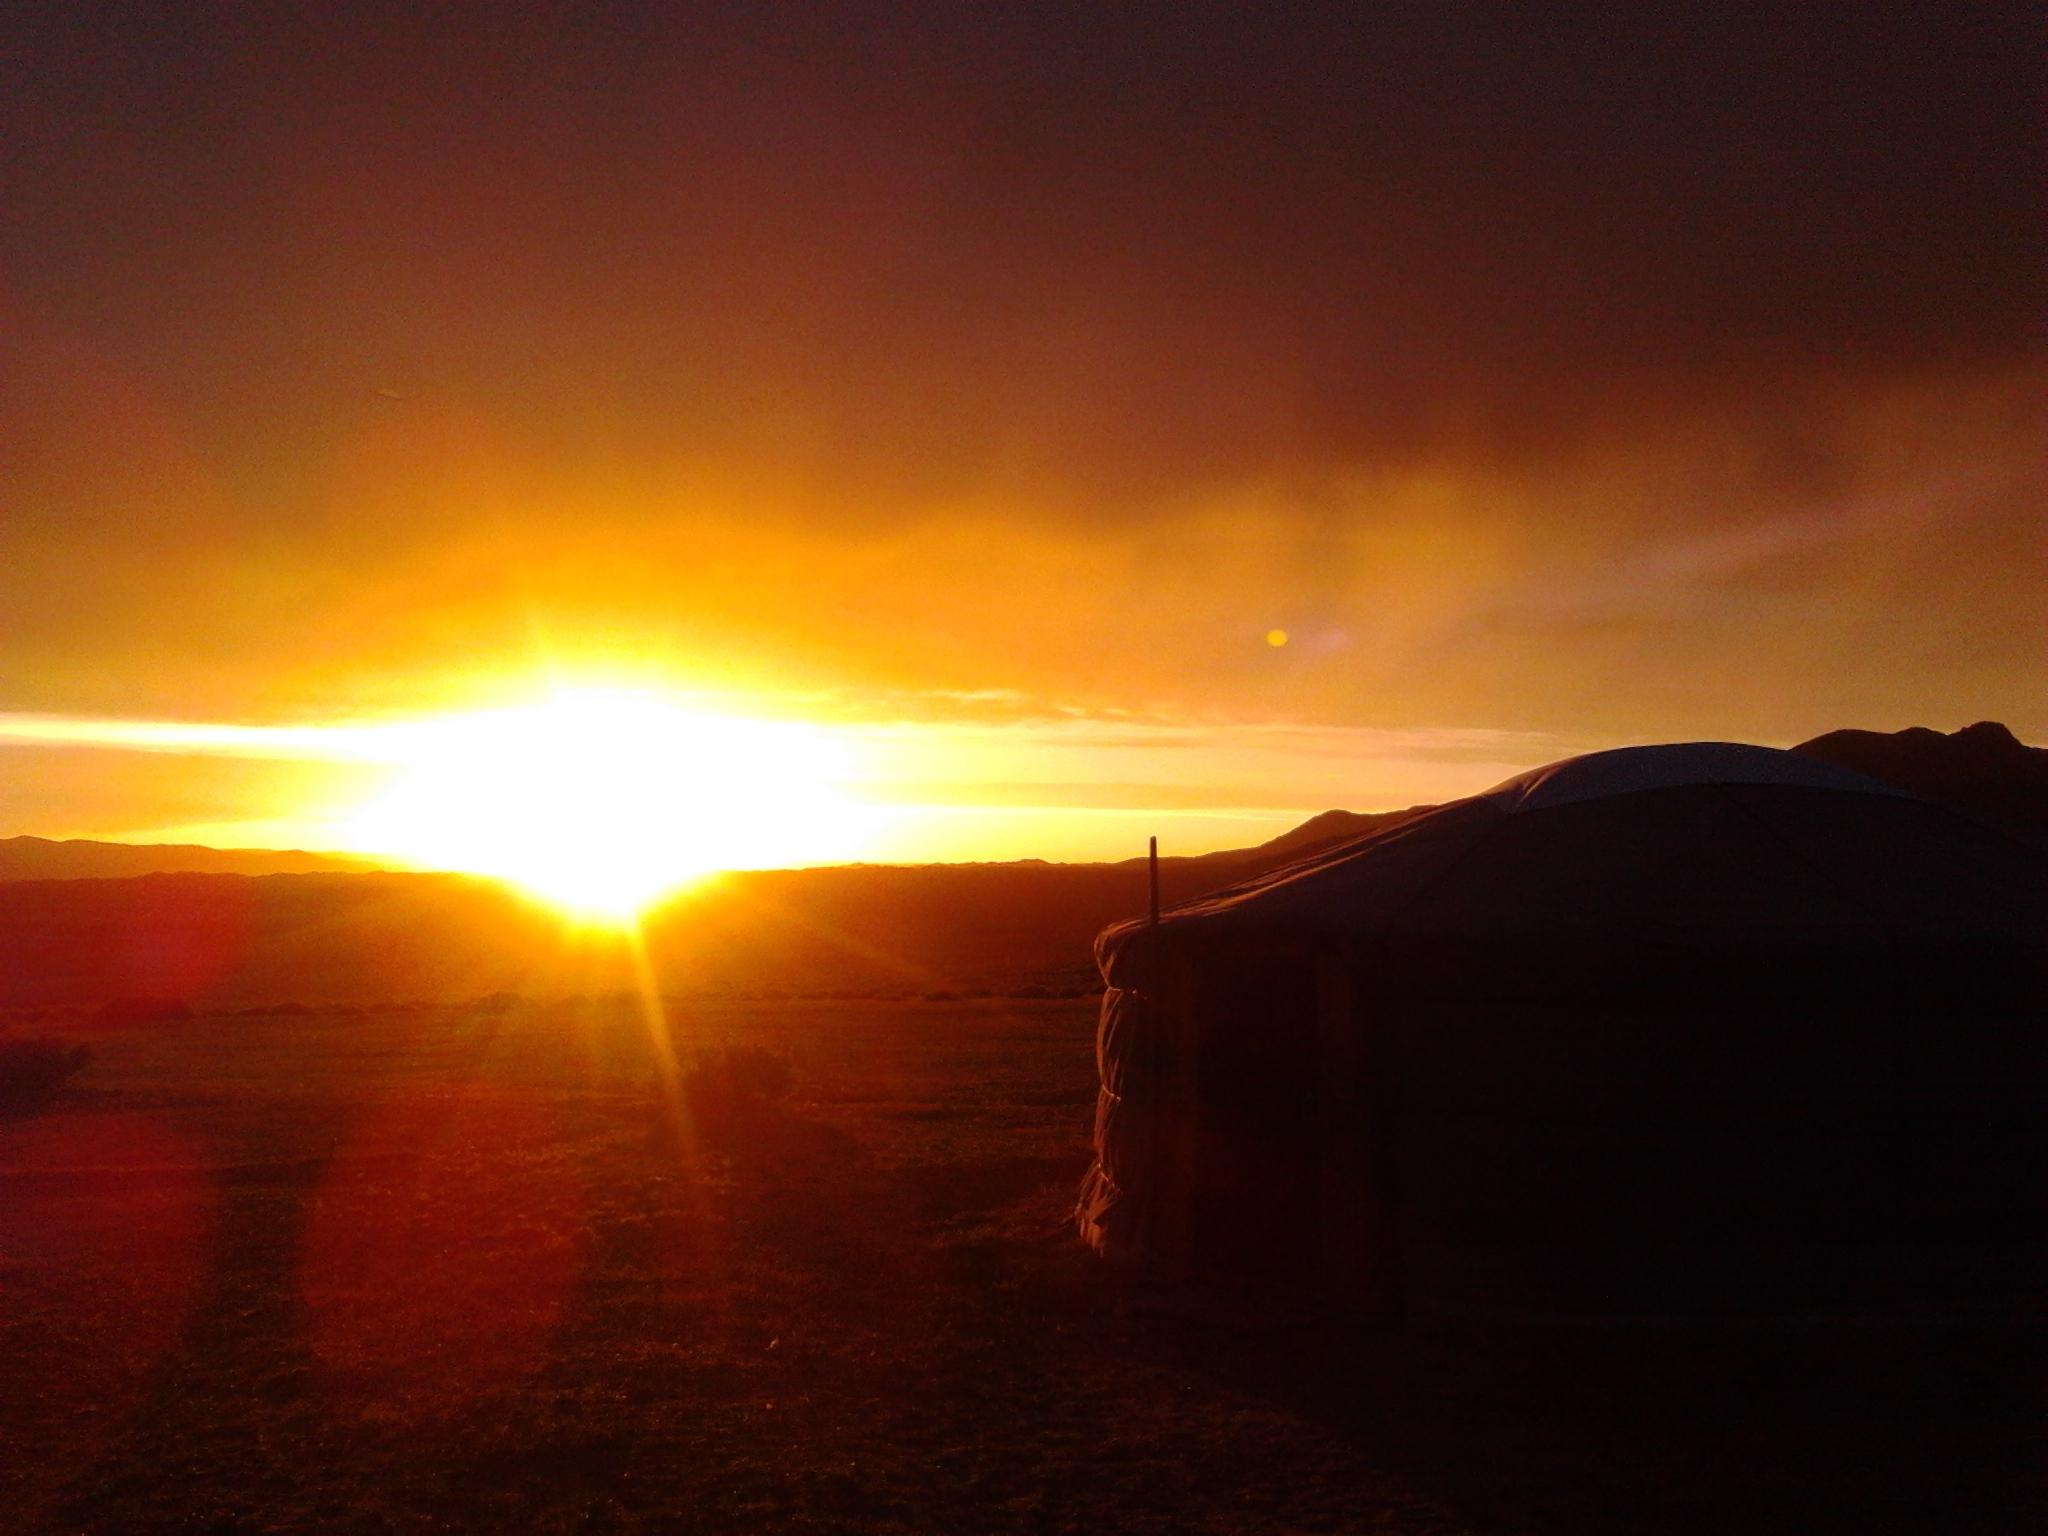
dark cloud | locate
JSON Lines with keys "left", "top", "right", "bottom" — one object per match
{"left": 0, "top": 3, "right": 2040, "bottom": 739}
{"left": 6, "top": 3, "right": 2038, "bottom": 488}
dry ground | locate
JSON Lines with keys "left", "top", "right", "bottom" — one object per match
{"left": 2, "top": 996, "right": 2041, "bottom": 1534}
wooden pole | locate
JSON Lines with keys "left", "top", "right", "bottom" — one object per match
{"left": 1148, "top": 834, "right": 1160, "bottom": 927}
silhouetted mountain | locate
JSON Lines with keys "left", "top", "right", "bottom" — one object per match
{"left": 1236, "top": 806, "right": 1428, "bottom": 863}
{"left": 0, "top": 810, "right": 1449, "bottom": 1008}
{"left": 1792, "top": 721, "right": 2048, "bottom": 837}
{"left": 0, "top": 836, "right": 377, "bottom": 881}
{"left": 1121, "top": 807, "right": 1428, "bottom": 875}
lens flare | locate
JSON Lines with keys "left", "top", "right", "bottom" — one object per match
{"left": 339, "top": 687, "right": 880, "bottom": 918}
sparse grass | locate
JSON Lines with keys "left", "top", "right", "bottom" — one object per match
{"left": 0, "top": 996, "right": 2038, "bottom": 1535}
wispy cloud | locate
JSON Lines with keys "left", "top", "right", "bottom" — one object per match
{"left": 0, "top": 699, "right": 1574, "bottom": 840}
{"left": 0, "top": 712, "right": 400, "bottom": 761}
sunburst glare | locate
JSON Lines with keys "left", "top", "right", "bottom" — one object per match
{"left": 339, "top": 687, "right": 881, "bottom": 918}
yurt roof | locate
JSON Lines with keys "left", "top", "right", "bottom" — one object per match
{"left": 1474, "top": 740, "right": 1906, "bottom": 813}
{"left": 1098, "top": 742, "right": 2048, "bottom": 973}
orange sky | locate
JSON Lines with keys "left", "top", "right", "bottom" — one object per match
{"left": 1, "top": 5, "right": 2041, "bottom": 865}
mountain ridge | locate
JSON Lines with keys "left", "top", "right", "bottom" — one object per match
{"left": 1790, "top": 720, "right": 2048, "bottom": 837}
{"left": 0, "top": 836, "right": 380, "bottom": 882}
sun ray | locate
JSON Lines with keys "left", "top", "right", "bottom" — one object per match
{"left": 336, "top": 686, "right": 882, "bottom": 919}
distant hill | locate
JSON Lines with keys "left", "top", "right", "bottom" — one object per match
{"left": 0, "top": 836, "right": 378, "bottom": 881}
{"left": 1230, "top": 806, "right": 1428, "bottom": 864}
{"left": 1792, "top": 721, "right": 2048, "bottom": 837}
{"left": 1123, "top": 807, "right": 1429, "bottom": 876}
{"left": 0, "top": 809, "right": 1445, "bottom": 1008}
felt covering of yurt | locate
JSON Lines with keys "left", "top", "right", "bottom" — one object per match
{"left": 1077, "top": 743, "right": 2048, "bottom": 1312}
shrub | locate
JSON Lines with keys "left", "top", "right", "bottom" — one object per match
{"left": 0, "top": 1036, "right": 93, "bottom": 1112}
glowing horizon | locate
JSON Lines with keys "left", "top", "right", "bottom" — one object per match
{"left": 0, "top": 681, "right": 1575, "bottom": 910}
{"left": 332, "top": 688, "right": 885, "bottom": 916}
{"left": 4, "top": 8, "right": 2039, "bottom": 909}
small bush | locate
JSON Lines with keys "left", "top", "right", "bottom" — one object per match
{"left": 0, "top": 1036, "right": 93, "bottom": 1112}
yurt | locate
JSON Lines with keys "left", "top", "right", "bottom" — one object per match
{"left": 1077, "top": 743, "right": 2048, "bottom": 1313}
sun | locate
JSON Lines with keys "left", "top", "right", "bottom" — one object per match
{"left": 339, "top": 688, "right": 878, "bottom": 919}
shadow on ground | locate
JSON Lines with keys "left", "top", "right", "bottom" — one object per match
{"left": 10, "top": 1000, "right": 2042, "bottom": 1534}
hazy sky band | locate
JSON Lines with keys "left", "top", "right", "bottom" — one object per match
{"left": 0, "top": 704, "right": 1565, "bottom": 859}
